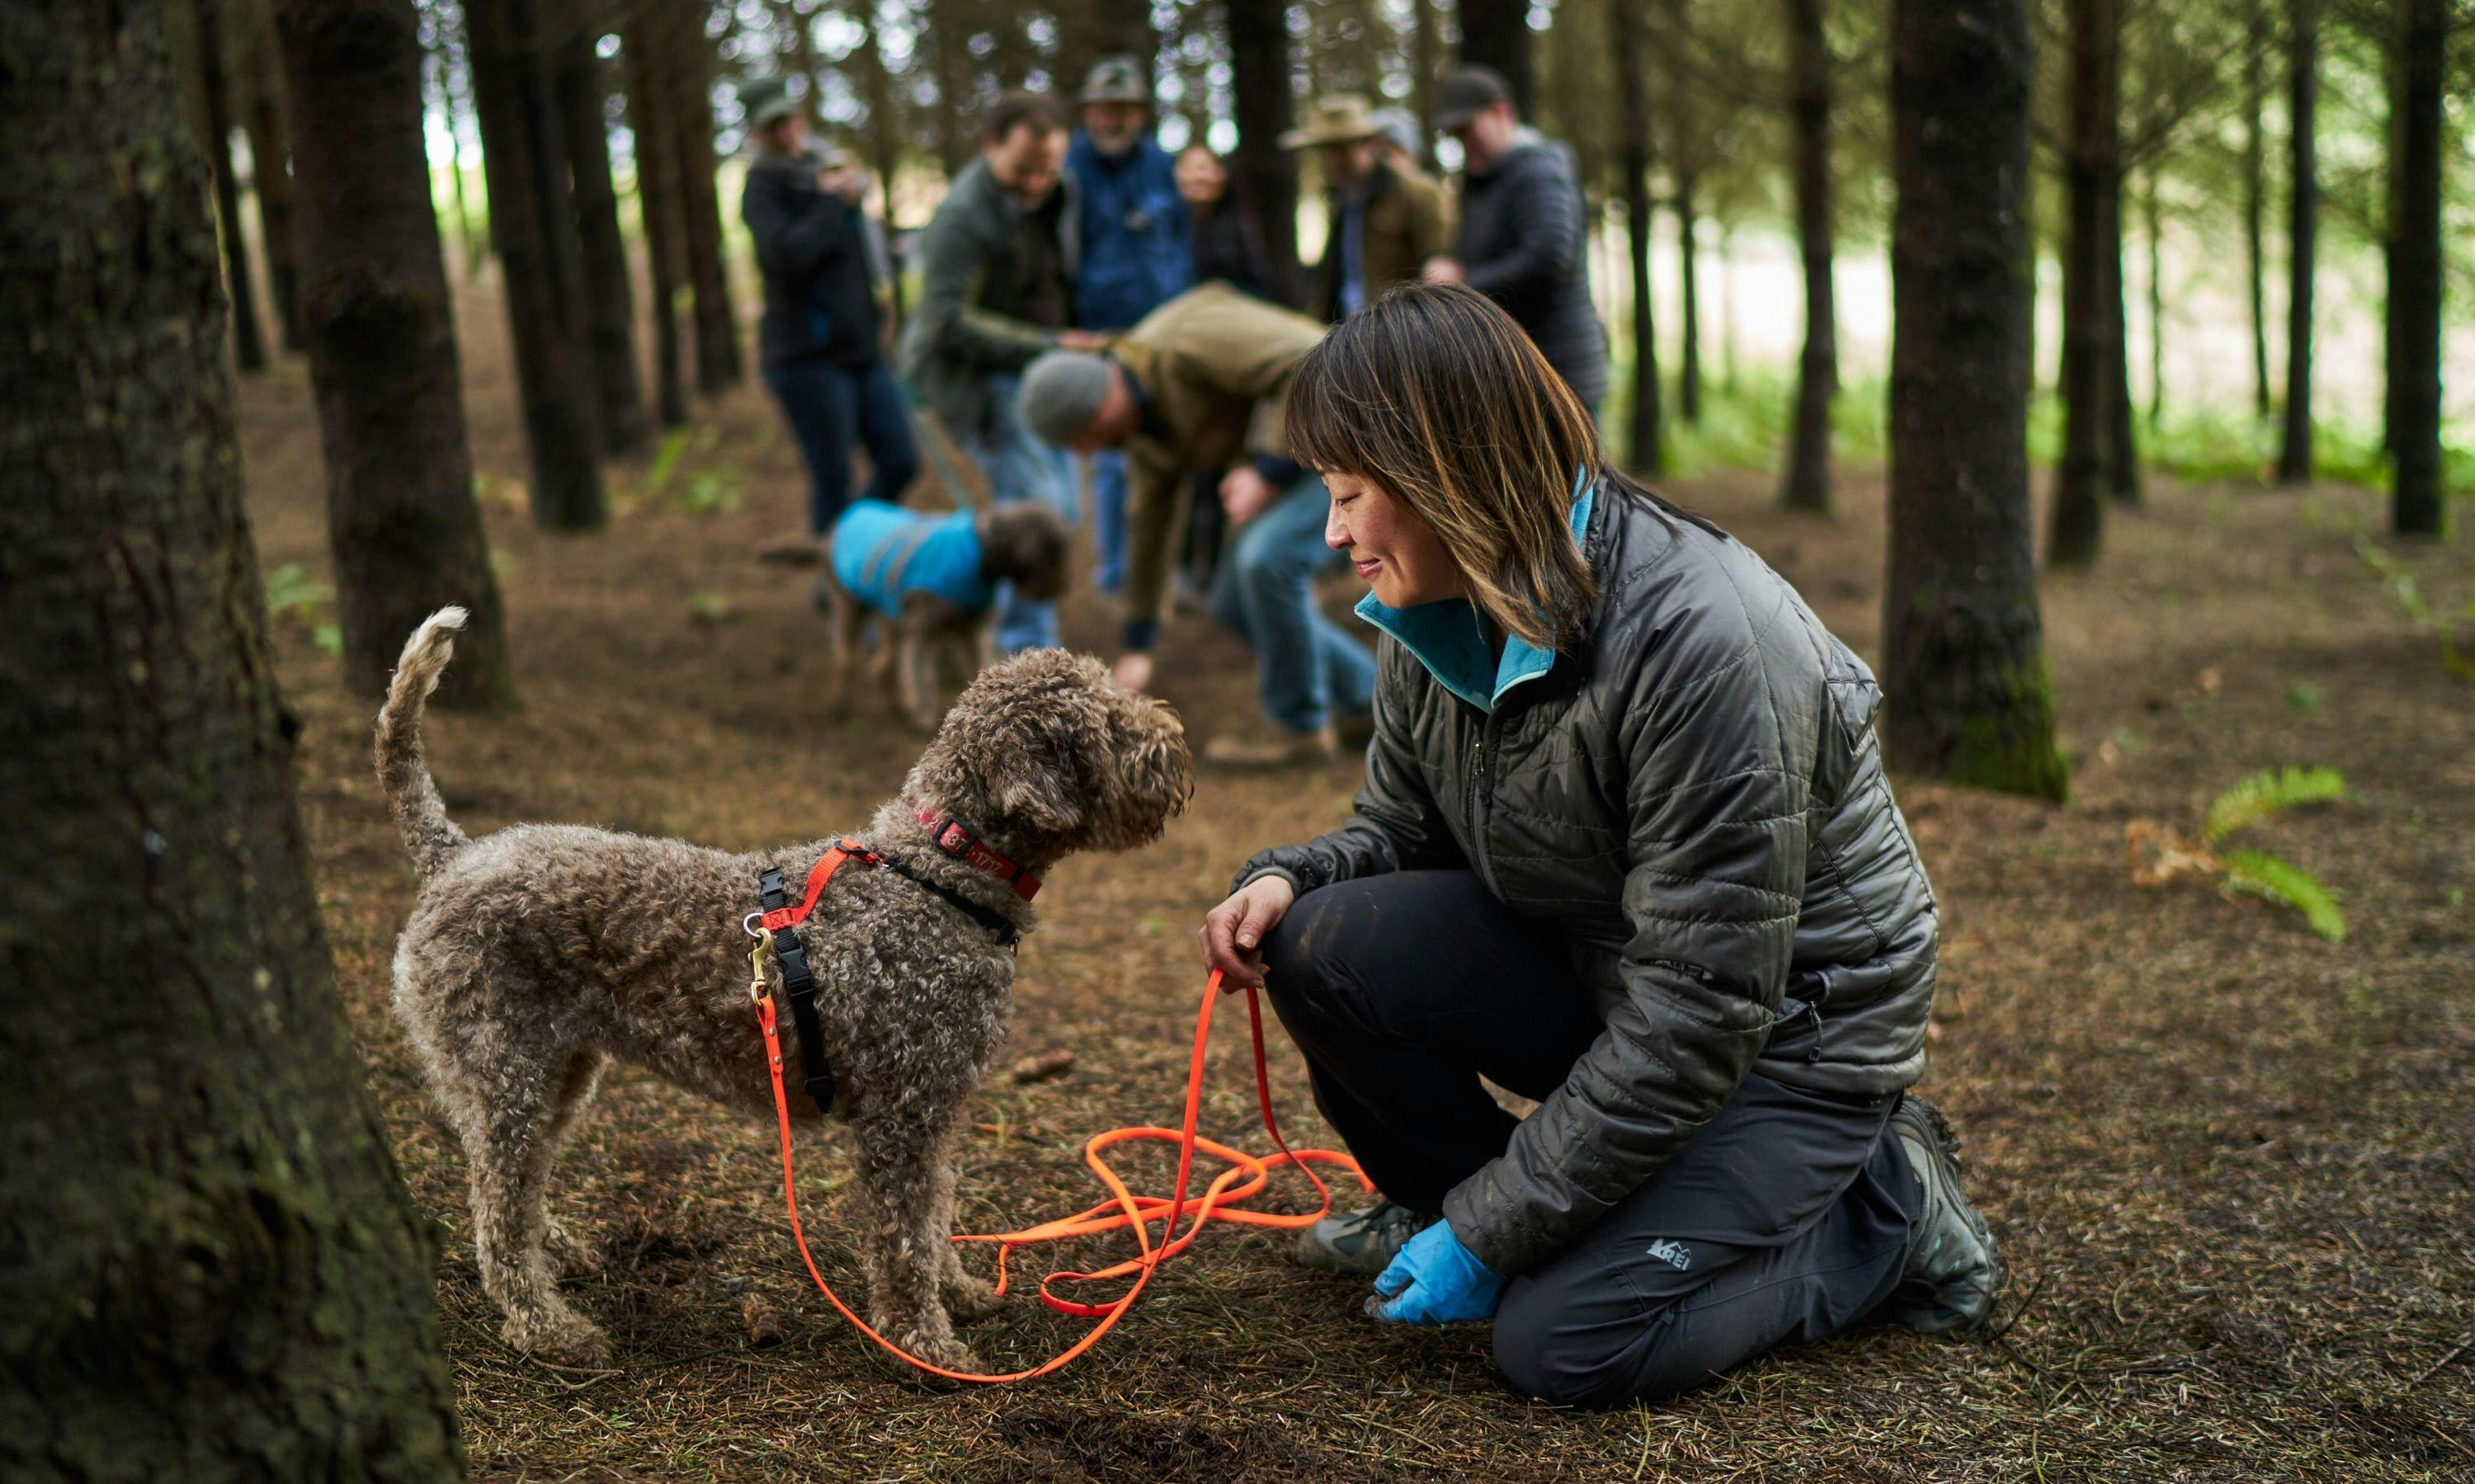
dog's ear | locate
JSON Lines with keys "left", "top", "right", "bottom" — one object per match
{"left": 979, "top": 711, "right": 1085, "bottom": 836}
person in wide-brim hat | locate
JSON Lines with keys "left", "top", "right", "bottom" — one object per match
{"left": 1279, "top": 94, "right": 1383, "bottom": 151}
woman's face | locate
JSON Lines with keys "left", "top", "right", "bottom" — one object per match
{"left": 1175, "top": 146, "right": 1227, "bottom": 205}
{"left": 1324, "top": 471, "right": 1463, "bottom": 610}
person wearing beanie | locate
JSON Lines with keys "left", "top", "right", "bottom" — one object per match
{"left": 738, "top": 76, "right": 921, "bottom": 548}
{"left": 1017, "top": 283, "right": 1374, "bottom": 769}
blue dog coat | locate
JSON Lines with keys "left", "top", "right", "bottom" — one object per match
{"left": 828, "top": 502, "right": 992, "bottom": 618}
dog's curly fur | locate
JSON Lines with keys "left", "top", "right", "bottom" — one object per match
{"left": 376, "top": 608, "right": 1191, "bottom": 1371}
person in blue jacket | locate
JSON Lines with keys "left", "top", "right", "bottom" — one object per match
{"left": 1066, "top": 55, "right": 1192, "bottom": 592}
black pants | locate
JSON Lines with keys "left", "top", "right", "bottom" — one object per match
{"left": 1259, "top": 871, "right": 1921, "bottom": 1407}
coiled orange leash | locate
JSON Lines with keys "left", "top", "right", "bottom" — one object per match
{"left": 750, "top": 956, "right": 1371, "bottom": 1383}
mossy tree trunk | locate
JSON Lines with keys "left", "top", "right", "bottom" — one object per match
{"left": 464, "top": 0, "right": 609, "bottom": 527}
{"left": 2385, "top": 0, "right": 2447, "bottom": 538}
{"left": 2276, "top": 0, "right": 2316, "bottom": 484}
{"left": 1884, "top": 0, "right": 2067, "bottom": 803}
{"left": 276, "top": 0, "right": 519, "bottom": 709}
{"left": 0, "top": 3, "right": 467, "bottom": 1475}
{"left": 2244, "top": 0, "right": 2270, "bottom": 422}
{"left": 1780, "top": 0, "right": 1836, "bottom": 514}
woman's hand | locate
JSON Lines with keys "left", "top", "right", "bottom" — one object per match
{"left": 1111, "top": 651, "right": 1154, "bottom": 693}
{"left": 1199, "top": 874, "right": 1296, "bottom": 990}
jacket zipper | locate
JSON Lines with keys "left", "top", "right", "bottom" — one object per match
{"left": 1468, "top": 705, "right": 1504, "bottom": 898}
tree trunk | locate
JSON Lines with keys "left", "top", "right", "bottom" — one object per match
{"left": 2276, "top": 0, "right": 2315, "bottom": 484}
{"left": 855, "top": 9, "right": 907, "bottom": 332}
{"left": 624, "top": 12, "right": 690, "bottom": 428}
{"left": 1779, "top": 0, "right": 1836, "bottom": 513}
{"left": 0, "top": 5, "right": 469, "bottom": 1473}
{"left": 668, "top": 5, "right": 744, "bottom": 394}
{"left": 2245, "top": 0, "right": 2269, "bottom": 422}
{"left": 1676, "top": 163, "right": 1703, "bottom": 426}
{"left": 1883, "top": 0, "right": 2066, "bottom": 802}
{"left": 2145, "top": 163, "right": 2162, "bottom": 425}
{"left": 2387, "top": 0, "right": 2446, "bottom": 536}
{"left": 465, "top": 0, "right": 608, "bottom": 527}
{"left": 242, "top": 11, "right": 304, "bottom": 349}
{"left": 2105, "top": 172, "right": 2141, "bottom": 506}
{"left": 1228, "top": 0, "right": 1300, "bottom": 309}
{"left": 774, "top": 0, "right": 819, "bottom": 115}
{"left": 2048, "top": 0, "right": 2115, "bottom": 567}
{"left": 1410, "top": 0, "right": 1439, "bottom": 170}
{"left": 552, "top": 0, "right": 649, "bottom": 456}
{"left": 432, "top": 20, "right": 485, "bottom": 275}
{"left": 1458, "top": 0, "right": 1534, "bottom": 118}
{"left": 196, "top": 0, "right": 271, "bottom": 370}
{"left": 276, "top": 0, "right": 519, "bottom": 709}
{"left": 1609, "top": 0, "right": 1662, "bottom": 475}
{"left": 1718, "top": 224, "right": 1739, "bottom": 393}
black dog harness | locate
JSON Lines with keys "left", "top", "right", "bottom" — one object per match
{"left": 752, "top": 815, "right": 1040, "bottom": 1114}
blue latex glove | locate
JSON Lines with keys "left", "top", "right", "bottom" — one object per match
{"left": 1367, "top": 1218, "right": 1506, "bottom": 1325}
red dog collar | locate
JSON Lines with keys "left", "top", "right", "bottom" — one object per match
{"left": 913, "top": 806, "right": 1041, "bottom": 901}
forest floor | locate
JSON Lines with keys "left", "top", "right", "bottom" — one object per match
{"left": 235, "top": 282, "right": 2473, "bottom": 1482}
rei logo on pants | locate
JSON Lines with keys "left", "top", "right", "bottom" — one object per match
{"left": 1644, "top": 1239, "right": 1693, "bottom": 1271}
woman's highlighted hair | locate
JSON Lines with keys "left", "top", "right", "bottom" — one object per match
{"left": 1285, "top": 284, "right": 1601, "bottom": 651}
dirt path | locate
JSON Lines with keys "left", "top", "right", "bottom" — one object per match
{"left": 237, "top": 288, "right": 2473, "bottom": 1480}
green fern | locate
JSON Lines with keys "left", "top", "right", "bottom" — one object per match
{"left": 2223, "top": 850, "right": 2347, "bottom": 944}
{"left": 2202, "top": 766, "right": 2347, "bottom": 846}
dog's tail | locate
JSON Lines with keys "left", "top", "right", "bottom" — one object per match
{"left": 374, "top": 607, "right": 473, "bottom": 879}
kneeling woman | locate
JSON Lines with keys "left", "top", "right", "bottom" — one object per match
{"left": 1199, "top": 285, "right": 2001, "bottom": 1408}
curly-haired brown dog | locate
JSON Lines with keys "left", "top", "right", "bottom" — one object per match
{"left": 376, "top": 609, "right": 1191, "bottom": 1371}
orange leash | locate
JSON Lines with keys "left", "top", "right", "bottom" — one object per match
{"left": 751, "top": 967, "right": 1371, "bottom": 1383}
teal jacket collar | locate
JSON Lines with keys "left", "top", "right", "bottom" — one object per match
{"left": 1354, "top": 474, "right": 1595, "bottom": 714}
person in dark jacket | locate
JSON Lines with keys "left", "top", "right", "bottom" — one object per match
{"left": 738, "top": 77, "right": 918, "bottom": 545}
{"left": 1176, "top": 142, "right": 1272, "bottom": 299}
{"left": 899, "top": 90, "right": 1100, "bottom": 652}
{"left": 1196, "top": 285, "right": 2001, "bottom": 1407}
{"left": 1068, "top": 56, "right": 1192, "bottom": 595}
{"left": 1425, "top": 67, "right": 1609, "bottom": 415}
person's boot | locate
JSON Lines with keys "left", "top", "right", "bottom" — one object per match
{"left": 1884, "top": 1097, "right": 2003, "bottom": 1333}
{"left": 1294, "top": 1200, "right": 1438, "bottom": 1276}
{"left": 1202, "top": 723, "right": 1340, "bottom": 770}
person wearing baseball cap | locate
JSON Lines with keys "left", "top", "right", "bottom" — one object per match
{"left": 1067, "top": 55, "right": 1193, "bottom": 596}
{"left": 1016, "top": 283, "right": 1375, "bottom": 768}
{"left": 1424, "top": 66, "right": 1609, "bottom": 415}
{"left": 738, "top": 76, "right": 922, "bottom": 559}
{"left": 1282, "top": 95, "right": 1450, "bottom": 324}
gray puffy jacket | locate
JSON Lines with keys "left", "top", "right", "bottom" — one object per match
{"left": 1236, "top": 476, "right": 1937, "bottom": 1277}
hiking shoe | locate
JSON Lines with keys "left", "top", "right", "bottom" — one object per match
{"left": 1885, "top": 1097, "right": 2003, "bottom": 1334}
{"left": 1294, "top": 1200, "right": 1438, "bottom": 1276}
{"left": 1203, "top": 723, "right": 1340, "bottom": 770}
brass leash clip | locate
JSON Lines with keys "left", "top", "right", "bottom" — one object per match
{"left": 747, "top": 934, "right": 775, "bottom": 1006}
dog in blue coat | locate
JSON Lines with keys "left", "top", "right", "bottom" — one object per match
{"left": 823, "top": 499, "right": 1071, "bottom": 730}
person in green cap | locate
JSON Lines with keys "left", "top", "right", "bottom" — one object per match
{"left": 738, "top": 75, "right": 919, "bottom": 551}
{"left": 1016, "top": 284, "right": 1375, "bottom": 769}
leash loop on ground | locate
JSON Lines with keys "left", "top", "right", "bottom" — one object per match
{"left": 752, "top": 968, "right": 1370, "bottom": 1383}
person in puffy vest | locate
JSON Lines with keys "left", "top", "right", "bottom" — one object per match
{"left": 1196, "top": 285, "right": 2001, "bottom": 1409}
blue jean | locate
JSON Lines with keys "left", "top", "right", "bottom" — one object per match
{"left": 763, "top": 356, "right": 920, "bottom": 536}
{"left": 966, "top": 373, "right": 1079, "bottom": 652}
{"left": 1207, "top": 473, "right": 1377, "bottom": 733}
{"left": 1090, "top": 450, "right": 1129, "bottom": 592}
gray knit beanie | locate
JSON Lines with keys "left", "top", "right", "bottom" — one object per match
{"left": 1018, "top": 351, "right": 1114, "bottom": 445}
